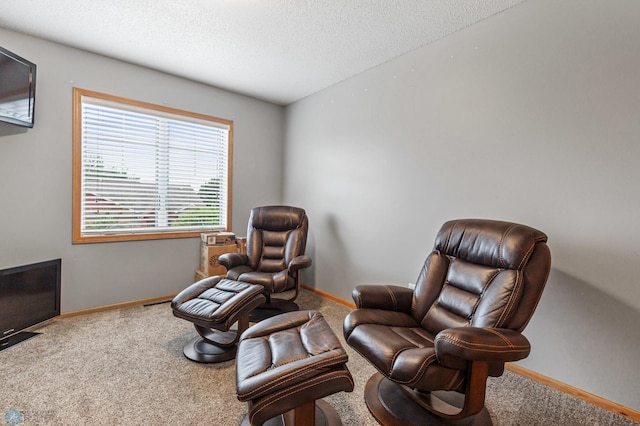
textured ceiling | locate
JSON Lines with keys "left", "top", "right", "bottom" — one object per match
{"left": 0, "top": 0, "right": 525, "bottom": 105}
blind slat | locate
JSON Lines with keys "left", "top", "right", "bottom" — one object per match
{"left": 80, "top": 98, "right": 229, "bottom": 236}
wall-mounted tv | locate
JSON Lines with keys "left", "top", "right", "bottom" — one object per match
{"left": 0, "top": 46, "right": 37, "bottom": 128}
{"left": 0, "top": 259, "right": 61, "bottom": 351}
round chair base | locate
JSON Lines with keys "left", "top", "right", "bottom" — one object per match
{"left": 364, "top": 373, "right": 493, "bottom": 426}
{"left": 240, "top": 400, "right": 342, "bottom": 426}
{"left": 183, "top": 336, "right": 237, "bottom": 363}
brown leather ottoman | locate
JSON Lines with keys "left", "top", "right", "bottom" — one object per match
{"left": 236, "top": 310, "right": 354, "bottom": 426}
{"left": 172, "top": 276, "right": 266, "bottom": 363}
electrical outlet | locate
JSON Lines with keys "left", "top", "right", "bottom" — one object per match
{"left": 407, "top": 282, "right": 416, "bottom": 290}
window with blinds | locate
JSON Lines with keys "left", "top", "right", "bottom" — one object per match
{"left": 72, "top": 88, "right": 233, "bottom": 243}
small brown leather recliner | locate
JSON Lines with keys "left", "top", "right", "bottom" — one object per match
{"left": 219, "top": 206, "right": 312, "bottom": 320}
{"left": 343, "top": 219, "right": 551, "bottom": 425}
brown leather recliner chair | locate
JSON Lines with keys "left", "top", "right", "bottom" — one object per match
{"left": 343, "top": 219, "right": 551, "bottom": 425}
{"left": 219, "top": 206, "right": 312, "bottom": 320}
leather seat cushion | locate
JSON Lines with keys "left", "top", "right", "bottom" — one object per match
{"left": 231, "top": 270, "right": 290, "bottom": 293}
{"left": 345, "top": 309, "right": 463, "bottom": 391}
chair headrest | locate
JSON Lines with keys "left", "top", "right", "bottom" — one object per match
{"left": 434, "top": 219, "right": 547, "bottom": 270}
{"left": 250, "top": 206, "right": 307, "bottom": 232}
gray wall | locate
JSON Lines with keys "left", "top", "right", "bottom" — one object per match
{"left": 0, "top": 28, "right": 284, "bottom": 312}
{"left": 284, "top": 0, "right": 640, "bottom": 411}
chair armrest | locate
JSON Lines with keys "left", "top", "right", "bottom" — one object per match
{"left": 288, "top": 255, "right": 312, "bottom": 273}
{"left": 352, "top": 284, "right": 413, "bottom": 312}
{"left": 435, "top": 327, "right": 531, "bottom": 368}
{"left": 218, "top": 252, "right": 249, "bottom": 270}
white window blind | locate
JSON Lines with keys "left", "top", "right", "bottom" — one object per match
{"left": 77, "top": 94, "right": 230, "bottom": 239}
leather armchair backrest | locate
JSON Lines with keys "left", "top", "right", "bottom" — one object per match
{"left": 412, "top": 219, "right": 551, "bottom": 336}
{"left": 246, "top": 206, "right": 308, "bottom": 272}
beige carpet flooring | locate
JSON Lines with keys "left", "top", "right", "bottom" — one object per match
{"left": 0, "top": 289, "right": 636, "bottom": 425}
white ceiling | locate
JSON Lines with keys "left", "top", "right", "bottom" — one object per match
{"left": 0, "top": 0, "right": 525, "bottom": 105}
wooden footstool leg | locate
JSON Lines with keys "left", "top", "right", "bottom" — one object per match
{"left": 293, "top": 401, "right": 316, "bottom": 426}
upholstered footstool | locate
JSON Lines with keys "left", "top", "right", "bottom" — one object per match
{"left": 172, "top": 276, "right": 266, "bottom": 363}
{"left": 236, "top": 310, "right": 354, "bottom": 426}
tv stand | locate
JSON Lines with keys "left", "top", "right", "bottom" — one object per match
{"left": 0, "top": 331, "right": 41, "bottom": 352}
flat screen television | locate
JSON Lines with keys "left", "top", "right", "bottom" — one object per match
{"left": 0, "top": 259, "right": 61, "bottom": 351}
{"left": 0, "top": 46, "right": 37, "bottom": 128}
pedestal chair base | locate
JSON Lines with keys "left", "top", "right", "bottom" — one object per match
{"left": 364, "top": 373, "right": 493, "bottom": 426}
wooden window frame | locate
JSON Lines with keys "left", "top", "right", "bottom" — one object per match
{"left": 72, "top": 88, "right": 233, "bottom": 244}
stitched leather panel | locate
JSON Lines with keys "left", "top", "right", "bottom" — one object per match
{"left": 344, "top": 309, "right": 464, "bottom": 388}
{"left": 507, "top": 242, "right": 551, "bottom": 331}
{"left": 235, "top": 270, "right": 291, "bottom": 293}
{"left": 447, "top": 258, "right": 499, "bottom": 295}
{"left": 236, "top": 311, "right": 348, "bottom": 401}
{"left": 347, "top": 323, "right": 434, "bottom": 380}
{"left": 235, "top": 271, "right": 274, "bottom": 287}
{"left": 262, "top": 230, "right": 288, "bottom": 248}
{"left": 171, "top": 278, "right": 264, "bottom": 325}
{"left": 434, "top": 219, "right": 546, "bottom": 270}
{"left": 437, "top": 285, "right": 477, "bottom": 320}
{"left": 225, "top": 265, "right": 253, "bottom": 281}
{"left": 421, "top": 302, "right": 469, "bottom": 335}
{"left": 435, "top": 327, "right": 531, "bottom": 365}
{"left": 472, "top": 269, "right": 520, "bottom": 327}
{"left": 247, "top": 365, "right": 354, "bottom": 426}
{"left": 412, "top": 251, "right": 449, "bottom": 322}
{"left": 256, "top": 256, "right": 286, "bottom": 273}
{"left": 250, "top": 205, "right": 306, "bottom": 232}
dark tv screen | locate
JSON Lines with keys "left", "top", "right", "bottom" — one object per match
{"left": 0, "top": 259, "right": 61, "bottom": 340}
{"left": 0, "top": 46, "right": 37, "bottom": 128}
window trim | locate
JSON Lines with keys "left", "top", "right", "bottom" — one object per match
{"left": 72, "top": 88, "right": 233, "bottom": 244}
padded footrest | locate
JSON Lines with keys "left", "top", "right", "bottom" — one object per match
{"left": 236, "top": 310, "right": 354, "bottom": 425}
{"left": 171, "top": 277, "right": 266, "bottom": 363}
{"left": 172, "top": 277, "right": 265, "bottom": 330}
